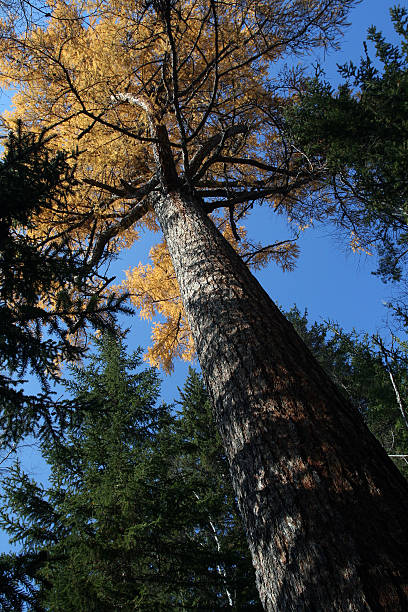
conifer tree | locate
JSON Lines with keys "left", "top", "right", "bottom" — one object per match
{"left": 1, "top": 2, "right": 408, "bottom": 607}
{"left": 0, "top": 124, "right": 130, "bottom": 444}
{"left": 2, "top": 315, "right": 408, "bottom": 610}
{"left": 284, "top": 6, "right": 408, "bottom": 282}
{"left": 0, "top": 335, "right": 260, "bottom": 610}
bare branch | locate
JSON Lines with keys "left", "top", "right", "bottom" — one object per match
{"left": 82, "top": 178, "right": 127, "bottom": 197}
{"left": 217, "top": 156, "right": 300, "bottom": 177}
{"left": 243, "top": 238, "right": 299, "bottom": 264}
{"left": 373, "top": 335, "right": 408, "bottom": 432}
{"left": 189, "top": 124, "right": 248, "bottom": 177}
{"left": 84, "top": 176, "right": 160, "bottom": 269}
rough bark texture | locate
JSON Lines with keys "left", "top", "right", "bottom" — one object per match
{"left": 153, "top": 187, "right": 408, "bottom": 612}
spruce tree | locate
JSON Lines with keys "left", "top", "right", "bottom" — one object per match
{"left": 2, "top": 317, "right": 407, "bottom": 609}
{"left": 0, "top": 124, "right": 130, "bottom": 444}
{"left": 0, "top": 334, "right": 260, "bottom": 610}
{"left": 284, "top": 6, "right": 408, "bottom": 282}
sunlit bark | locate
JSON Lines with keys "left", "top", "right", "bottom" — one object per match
{"left": 154, "top": 183, "right": 408, "bottom": 611}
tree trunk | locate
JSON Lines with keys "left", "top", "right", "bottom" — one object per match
{"left": 152, "top": 187, "right": 408, "bottom": 611}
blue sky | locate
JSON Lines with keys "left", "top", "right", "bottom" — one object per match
{"left": 0, "top": 2, "right": 404, "bottom": 553}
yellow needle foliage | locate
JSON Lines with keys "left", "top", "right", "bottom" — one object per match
{"left": 123, "top": 219, "right": 299, "bottom": 371}
{"left": 0, "top": 0, "right": 355, "bottom": 369}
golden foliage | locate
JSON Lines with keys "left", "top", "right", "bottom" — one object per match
{"left": 0, "top": 0, "right": 355, "bottom": 369}
{"left": 123, "top": 240, "right": 194, "bottom": 372}
{"left": 123, "top": 222, "right": 297, "bottom": 370}
{"left": 350, "top": 231, "right": 373, "bottom": 256}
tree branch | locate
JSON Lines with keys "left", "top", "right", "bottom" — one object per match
{"left": 189, "top": 124, "right": 248, "bottom": 177}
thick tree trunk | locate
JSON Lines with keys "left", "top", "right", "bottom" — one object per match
{"left": 153, "top": 187, "right": 408, "bottom": 611}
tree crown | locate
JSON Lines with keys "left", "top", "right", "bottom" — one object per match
{"left": 0, "top": 0, "right": 357, "bottom": 369}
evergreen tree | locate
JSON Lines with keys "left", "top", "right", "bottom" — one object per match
{"left": 0, "top": 124, "right": 130, "bottom": 444}
{"left": 0, "top": 334, "right": 260, "bottom": 610}
{"left": 284, "top": 6, "right": 408, "bottom": 282}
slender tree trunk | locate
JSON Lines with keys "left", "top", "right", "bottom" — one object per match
{"left": 153, "top": 187, "right": 408, "bottom": 611}
{"left": 193, "top": 490, "right": 234, "bottom": 607}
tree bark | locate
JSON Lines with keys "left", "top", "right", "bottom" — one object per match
{"left": 153, "top": 187, "right": 408, "bottom": 612}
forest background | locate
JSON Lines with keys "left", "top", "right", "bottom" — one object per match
{"left": 0, "top": 0, "right": 404, "bottom": 555}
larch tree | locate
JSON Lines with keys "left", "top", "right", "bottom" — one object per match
{"left": 1, "top": 0, "right": 408, "bottom": 609}
{"left": 285, "top": 306, "right": 408, "bottom": 479}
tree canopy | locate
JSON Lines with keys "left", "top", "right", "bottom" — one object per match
{"left": 284, "top": 5, "right": 408, "bottom": 282}
{"left": 0, "top": 124, "right": 131, "bottom": 444}
{"left": 0, "top": 334, "right": 260, "bottom": 611}
{"left": 0, "top": 0, "right": 357, "bottom": 370}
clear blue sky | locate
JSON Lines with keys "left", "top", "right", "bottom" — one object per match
{"left": 0, "top": 1, "right": 403, "bottom": 553}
